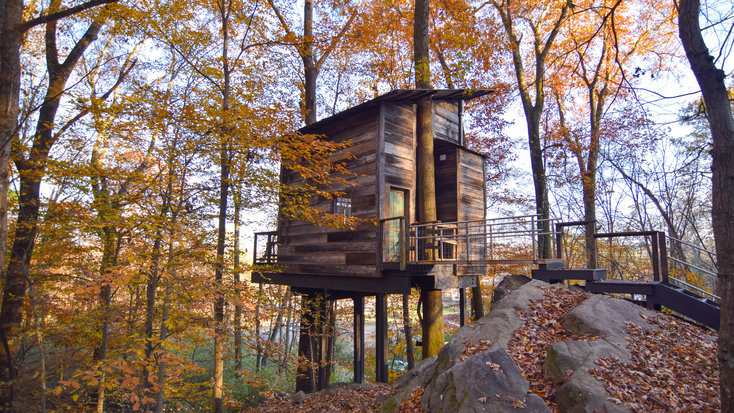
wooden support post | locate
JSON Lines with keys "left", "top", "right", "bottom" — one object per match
{"left": 353, "top": 296, "right": 364, "bottom": 383}
{"left": 659, "top": 231, "right": 669, "bottom": 283}
{"left": 471, "top": 283, "right": 484, "bottom": 321}
{"left": 375, "top": 293, "right": 388, "bottom": 383}
{"left": 651, "top": 232, "right": 660, "bottom": 282}
{"left": 459, "top": 288, "right": 466, "bottom": 327}
{"left": 318, "top": 298, "right": 328, "bottom": 390}
{"left": 295, "top": 294, "right": 316, "bottom": 393}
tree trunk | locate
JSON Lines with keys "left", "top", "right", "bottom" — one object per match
{"left": 212, "top": 139, "right": 228, "bottom": 413}
{"left": 142, "top": 211, "right": 166, "bottom": 411}
{"left": 153, "top": 277, "right": 172, "bottom": 413}
{"left": 581, "top": 174, "right": 597, "bottom": 268}
{"left": 93, "top": 229, "right": 117, "bottom": 413}
{"left": 255, "top": 282, "right": 264, "bottom": 372}
{"left": 233, "top": 191, "right": 243, "bottom": 372}
{"left": 414, "top": 0, "right": 444, "bottom": 359}
{"left": 279, "top": 289, "right": 293, "bottom": 373}
{"left": 213, "top": 2, "right": 232, "bottom": 410}
{"left": 0, "top": 13, "right": 102, "bottom": 410}
{"left": 302, "top": 0, "right": 318, "bottom": 125}
{"left": 0, "top": 13, "right": 24, "bottom": 356}
{"left": 491, "top": 0, "right": 571, "bottom": 260}
{"left": 527, "top": 117, "right": 551, "bottom": 258}
{"left": 678, "top": 0, "right": 734, "bottom": 409}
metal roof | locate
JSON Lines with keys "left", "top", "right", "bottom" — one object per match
{"left": 300, "top": 88, "right": 494, "bottom": 133}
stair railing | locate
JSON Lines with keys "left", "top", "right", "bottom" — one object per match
{"left": 665, "top": 235, "right": 719, "bottom": 302}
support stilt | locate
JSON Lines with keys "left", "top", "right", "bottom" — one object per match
{"left": 375, "top": 293, "right": 388, "bottom": 383}
{"left": 459, "top": 288, "right": 466, "bottom": 326}
{"left": 318, "top": 298, "right": 328, "bottom": 390}
{"left": 353, "top": 296, "right": 364, "bottom": 383}
{"left": 295, "top": 293, "right": 316, "bottom": 392}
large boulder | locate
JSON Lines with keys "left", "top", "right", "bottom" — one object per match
{"left": 490, "top": 273, "right": 532, "bottom": 307}
{"left": 543, "top": 294, "right": 659, "bottom": 413}
{"left": 433, "top": 279, "right": 550, "bottom": 374}
{"left": 421, "top": 349, "right": 550, "bottom": 413}
{"left": 380, "top": 356, "right": 438, "bottom": 413}
{"left": 381, "top": 278, "right": 550, "bottom": 412}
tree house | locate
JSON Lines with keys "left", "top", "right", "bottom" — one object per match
{"left": 253, "top": 89, "right": 491, "bottom": 292}
{"left": 252, "top": 89, "right": 492, "bottom": 389}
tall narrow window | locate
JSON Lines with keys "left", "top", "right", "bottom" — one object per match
{"left": 334, "top": 196, "right": 352, "bottom": 217}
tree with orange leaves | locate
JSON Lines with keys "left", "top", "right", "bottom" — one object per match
{"left": 548, "top": 0, "right": 677, "bottom": 266}
{"left": 482, "top": 0, "right": 575, "bottom": 258}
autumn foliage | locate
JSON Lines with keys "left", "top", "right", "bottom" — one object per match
{"left": 0, "top": 0, "right": 728, "bottom": 410}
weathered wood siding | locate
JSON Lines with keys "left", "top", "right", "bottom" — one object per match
{"left": 457, "top": 149, "right": 485, "bottom": 222}
{"left": 278, "top": 107, "right": 379, "bottom": 278}
{"left": 458, "top": 148, "right": 487, "bottom": 273}
{"left": 434, "top": 139, "right": 458, "bottom": 223}
{"left": 379, "top": 102, "right": 416, "bottom": 222}
{"left": 433, "top": 101, "right": 460, "bottom": 144}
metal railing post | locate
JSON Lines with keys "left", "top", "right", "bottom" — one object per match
{"left": 531, "top": 215, "right": 537, "bottom": 261}
{"left": 489, "top": 224, "right": 493, "bottom": 260}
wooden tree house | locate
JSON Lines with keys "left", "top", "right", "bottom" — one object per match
{"left": 252, "top": 89, "right": 493, "bottom": 387}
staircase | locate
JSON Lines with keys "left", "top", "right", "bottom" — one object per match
{"left": 533, "top": 264, "right": 720, "bottom": 330}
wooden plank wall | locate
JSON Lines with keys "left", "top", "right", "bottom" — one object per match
{"left": 434, "top": 139, "right": 458, "bottom": 223}
{"left": 380, "top": 102, "right": 416, "bottom": 222}
{"left": 433, "top": 101, "right": 460, "bottom": 144}
{"left": 457, "top": 149, "right": 485, "bottom": 223}
{"left": 278, "top": 107, "right": 380, "bottom": 278}
{"left": 458, "top": 148, "right": 487, "bottom": 271}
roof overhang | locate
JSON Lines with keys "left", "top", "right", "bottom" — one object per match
{"left": 299, "top": 88, "right": 494, "bottom": 134}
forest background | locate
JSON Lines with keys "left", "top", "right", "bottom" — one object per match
{"left": 0, "top": 0, "right": 731, "bottom": 411}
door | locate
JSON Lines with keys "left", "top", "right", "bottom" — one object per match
{"left": 384, "top": 189, "right": 406, "bottom": 262}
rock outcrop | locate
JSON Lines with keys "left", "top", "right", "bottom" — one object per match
{"left": 382, "top": 276, "right": 661, "bottom": 413}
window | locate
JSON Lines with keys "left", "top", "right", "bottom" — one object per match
{"left": 334, "top": 196, "right": 352, "bottom": 217}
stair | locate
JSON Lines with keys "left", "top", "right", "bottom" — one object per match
{"left": 532, "top": 262, "right": 607, "bottom": 283}
{"left": 653, "top": 282, "right": 720, "bottom": 330}
{"left": 585, "top": 280, "right": 656, "bottom": 296}
{"left": 586, "top": 279, "right": 720, "bottom": 330}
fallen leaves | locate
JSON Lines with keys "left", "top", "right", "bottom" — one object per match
{"left": 241, "top": 286, "right": 721, "bottom": 413}
{"left": 590, "top": 315, "right": 719, "bottom": 412}
{"left": 397, "top": 387, "right": 424, "bottom": 412}
{"left": 458, "top": 339, "right": 492, "bottom": 362}
{"left": 240, "top": 383, "right": 396, "bottom": 413}
{"left": 506, "top": 287, "right": 596, "bottom": 411}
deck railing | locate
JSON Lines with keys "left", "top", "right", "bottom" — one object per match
{"left": 379, "top": 216, "right": 407, "bottom": 270}
{"left": 253, "top": 231, "right": 279, "bottom": 265}
{"left": 407, "top": 214, "right": 558, "bottom": 264}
